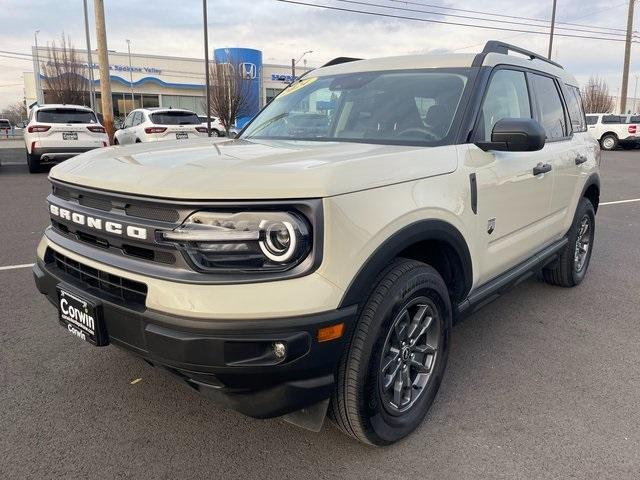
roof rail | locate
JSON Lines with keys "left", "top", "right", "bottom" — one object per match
{"left": 322, "top": 57, "right": 362, "bottom": 68}
{"left": 481, "top": 41, "right": 563, "bottom": 70}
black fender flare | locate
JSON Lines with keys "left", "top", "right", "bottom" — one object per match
{"left": 580, "top": 172, "right": 601, "bottom": 212}
{"left": 338, "top": 219, "right": 473, "bottom": 308}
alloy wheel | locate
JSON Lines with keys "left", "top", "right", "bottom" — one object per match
{"left": 379, "top": 297, "right": 440, "bottom": 414}
{"left": 574, "top": 215, "right": 591, "bottom": 272}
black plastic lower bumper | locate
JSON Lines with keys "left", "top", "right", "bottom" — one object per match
{"left": 33, "top": 258, "right": 357, "bottom": 418}
{"left": 33, "top": 146, "right": 101, "bottom": 163}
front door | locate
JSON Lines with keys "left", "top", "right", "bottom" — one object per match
{"left": 470, "top": 68, "right": 556, "bottom": 285}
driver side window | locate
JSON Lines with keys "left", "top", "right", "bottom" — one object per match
{"left": 477, "top": 69, "right": 532, "bottom": 141}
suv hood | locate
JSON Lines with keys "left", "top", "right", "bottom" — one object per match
{"left": 50, "top": 138, "right": 458, "bottom": 199}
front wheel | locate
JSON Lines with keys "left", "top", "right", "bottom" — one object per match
{"left": 540, "top": 197, "right": 595, "bottom": 287}
{"left": 330, "top": 259, "right": 451, "bottom": 445}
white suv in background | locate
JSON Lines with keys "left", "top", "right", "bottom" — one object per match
{"left": 114, "top": 108, "right": 208, "bottom": 145}
{"left": 198, "top": 116, "right": 226, "bottom": 137}
{"left": 23, "top": 104, "right": 108, "bottom": 173}
{"left": 586, "top": 113, "right": 639, "bottom": 150}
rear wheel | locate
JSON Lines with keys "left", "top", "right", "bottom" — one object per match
{"left": 540, "top": 197, "right": 595, "bottom": 287}
{"left": 330, "top": 258, "right": 451, "bottom": 445}
{"left": 600, "top": 134, "right": 618, "bottom": 151}
{"left": 211, "top": 129, "right": 220, "bottom": 137}
{"left": 26, "top": 151, "right": 41, "bottom": 173}
{"left": 113, "top": 138, "right": 119, "bottom": 145}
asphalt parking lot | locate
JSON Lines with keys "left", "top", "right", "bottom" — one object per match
{"left": 1, "top": 145, "right": 639, "bottom": 479}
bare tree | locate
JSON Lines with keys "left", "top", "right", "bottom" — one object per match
{"left": 1, "top": 100, "right": 27, "bottom": 125}
{"left": 205, "top": 56, "right": 257, "bottom": 135}
{"left": 41, "top": 34, "right": 90, "bottom": 106}
{"left": 581, "top": 76, "right": 614, "bottom": 113}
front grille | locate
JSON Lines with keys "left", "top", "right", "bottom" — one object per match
{"left": 125, "top": 204, "right": 180, "bottom": 223}
{"left": 79, "top": 195, "right": 112, "bottom": 211}
{"left": 46, "top": 248, "right": 148, "bottom": 308}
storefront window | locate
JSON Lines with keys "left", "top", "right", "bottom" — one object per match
{"left": 162, "top": 95, "right": 205, "bottom": 115}
{"left": 266, "top": 88, "right": 284, "bottom": 104}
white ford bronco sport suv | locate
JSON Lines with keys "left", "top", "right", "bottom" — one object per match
{"left": 34, "top": 42, "right": 600, "bottom": 446}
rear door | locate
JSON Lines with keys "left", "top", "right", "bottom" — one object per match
{"left": 527, "top": 73, "right": 578, "bottom": 239}
{"left": 470, "top": 68, "right": 556, "bottom": 284}
{"left": 149, "top": 110, "right": 200, "bottom": 140}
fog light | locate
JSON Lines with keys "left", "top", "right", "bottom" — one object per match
{"left": 273, "top": 341, "right": 287, "bottom": 359}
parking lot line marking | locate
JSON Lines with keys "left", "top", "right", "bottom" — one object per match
{"left": 600, "top": 198, "right": 640, "bottom": 206}
{"left": 0, "top": 263, "right": 35, "bottom": 271}
{"left": 0, "top": 162, "right": 26, "bottom": 166}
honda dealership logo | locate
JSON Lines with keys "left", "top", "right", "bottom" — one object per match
{"left": 241, "top": 62, "right": 257, "bottom": 79}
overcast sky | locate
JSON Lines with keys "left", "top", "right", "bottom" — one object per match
{"left": 0, "top": 0, "right": 636, "bottom": 109}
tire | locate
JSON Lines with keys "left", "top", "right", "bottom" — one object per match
{"left": 26, "top": 151, "right": 41, "bottom": 173}
{"left": 540, "top": 197, "right": 595, "bottom": 287}
{"left": 135, "top": 138, "right": 141, "bottom": 143}
{"left": 113, "top": 138, "right": 119, "bottom": 145}
{"left": 211, "top": 129, "right": 220, "bottom": 137}
{"left": 600, "top": 134, "right": 618, "bottom": 151}
{"left": 330, "top": 258, "right": 452, "bottom": 445}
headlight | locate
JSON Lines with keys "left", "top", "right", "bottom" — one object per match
{"left": 160, "top": 210, "right": 312, "bottom": 273}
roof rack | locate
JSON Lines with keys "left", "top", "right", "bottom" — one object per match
{"left": 481, "top": 41, "right": 563, "bottom": 70}
{"left": 321, "top": 57, "right": 362, "bottom": 68}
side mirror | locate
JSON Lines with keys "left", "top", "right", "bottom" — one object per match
{"left": 475, "top": 118, "right": 546, "bottom": 152}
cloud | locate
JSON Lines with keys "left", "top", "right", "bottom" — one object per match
{"left": 0, "top": 0, "right": 635, "bottom": 109}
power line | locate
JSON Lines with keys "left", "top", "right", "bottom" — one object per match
{"left": 451, "top": 1, "right": 631, "bottom": 52}
{"left": 335, "top": 0, "right": 631, "bottom": 38}
{"left": 384, "top": 0, "right": 632, "bottom": 34}
{"left": 275, "top": 0, "right": 635, "bottom": 43}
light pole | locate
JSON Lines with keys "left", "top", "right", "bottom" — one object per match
{"left": 126, "top": 39, "right": 134, "bottom": 109}
{"left": 83, "top": 0, "right": 96, "bottom": 111}
{"left": 203, "top": 0, "right": 212, "bottom": 137}
{"left": 633, "top": 74, "right": 639, "bottom": 114}
{"left": 291, "top": 50, "right": 312, "bottom": 82}
{"left": 34, "top": 30, "right": 43, "bottom": 104}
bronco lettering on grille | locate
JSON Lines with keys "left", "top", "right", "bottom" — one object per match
{"left": 49, "top": 203, "right": 148, "bottom": 240}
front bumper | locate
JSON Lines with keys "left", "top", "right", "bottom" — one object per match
{"left": 33, "top": 258, "right": 357, "bottom": 418}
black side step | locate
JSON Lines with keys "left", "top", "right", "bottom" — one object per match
{"left": 456, "top": 237, "right": 568, "bottom": 318}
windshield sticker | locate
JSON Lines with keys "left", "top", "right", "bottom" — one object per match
{"left": 279, "top": 77, "right": 318, "bottom": 97}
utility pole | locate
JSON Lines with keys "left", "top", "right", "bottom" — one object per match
{"left": 203, "top": 0, "right": 212, "bottom": 137}
{"left": 83, "top": 0, "right": 96, "bottom": 111}
{"left": 620, "top": 0, "right": 635, "bottom": 114}
{"left": 634, "top": 73, "right": 639, "bottom": 113}
{"left": 547, "top": 0, "right": 557, "bottom": 60}
{"left": 94, "top": 0, "right": 114, "bottom": 141}
{"left": 291, "top": 58, "right": 296, "bottom": 84}
{"left": 34, "top": 30, "right": 43, "bottom": 104}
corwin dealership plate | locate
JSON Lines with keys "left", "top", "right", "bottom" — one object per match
{"left": 62, "top": 132, "right": 78, "bottom": 140}
{"left": 57, "top": 286, "right": 108, "bottom": 346}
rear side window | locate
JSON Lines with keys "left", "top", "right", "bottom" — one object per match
{"left": 602, "top": 115, "right": 622, "bottom": 124}
{"left": 586, "top": 115, "right": 598, "bottom": 125}
{"left": 477, "top": 69, "right": 531, "bottom": 141}
{"left": 564, "top": 85, "right": 587, "bottom": 132}
{"left": 36, "top": 108, "right": 97, "bottom": 124}
{"left": 529, "top": 74, "right": 567, "bottom": 140}
{"left": 150, "top": 111, "right": 200, "bottom": 125}
{"left": 132, "top": 112, "right": 143, "bottom": 126}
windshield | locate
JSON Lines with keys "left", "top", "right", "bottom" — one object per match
{"left": 150, "top": 111, "right": 200, "bottom": 125}
{"left": 242, "top": 69, "right": 471, "bottom": 145}
{"left": 37, "top": 108, "right": 97, "bottom": 124}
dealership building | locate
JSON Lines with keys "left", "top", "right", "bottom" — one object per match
{"left": 24, "top": 46, "right": 311, "bottom": 125}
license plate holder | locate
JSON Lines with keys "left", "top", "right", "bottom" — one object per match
{"left": 175, "top": 132, "right": 188, "bottom": 140}
{"left": 56, "top": 286, "right": 108, "bottom": 346}
{"left": 63, "top": 132, "right": 78, "bottom": 140}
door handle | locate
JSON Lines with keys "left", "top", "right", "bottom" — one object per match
{"left": 533, "top": 163, "right": 552, "bottom": 175}
{"left": 575, "top": 155, "right": 588, "bottom": 165}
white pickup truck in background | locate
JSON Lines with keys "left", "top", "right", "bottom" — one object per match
{"left": 586, "top": 113, "right": 640, "bottom": 150}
